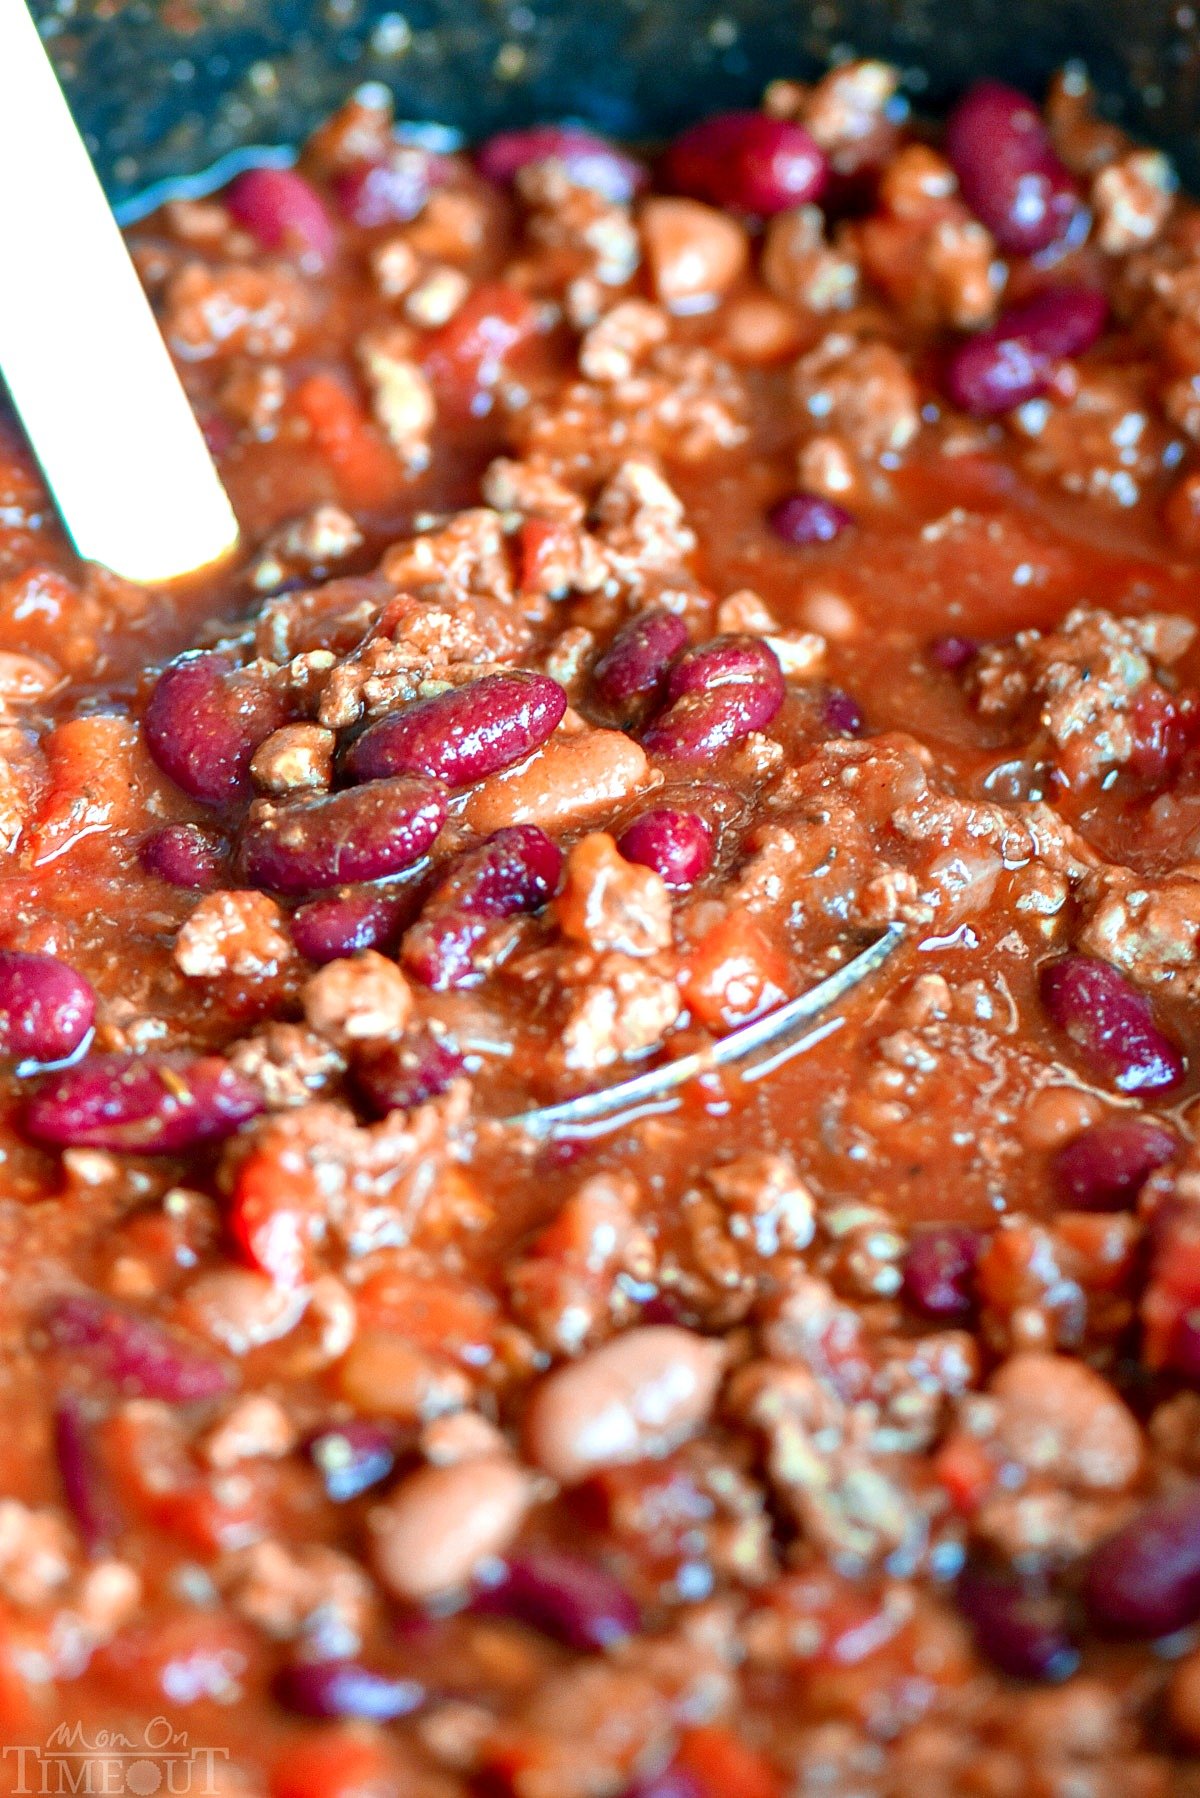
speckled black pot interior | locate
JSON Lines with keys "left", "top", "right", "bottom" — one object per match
{"left": 28, "top": 0, "right": 1200, "bottom": 215}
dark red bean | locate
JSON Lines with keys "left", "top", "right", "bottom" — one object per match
{"left": 346, "top": 673, "right": 567, "bottom": 788}
{"left": 618, "top": 809, "right": 713, "bottom": 888}
{"left": 930, "top": 634, "right": 978, "bottom": 671}
{"left": 902, "top": 1227, "right": 982, "bottom": 1319}
{"left": 55, "top": 1393, "right": 115, "bottom": 1554}
{"left": 430, "top": 826, "right": 564, "bottom": 919}
{"left": 1053, "top": 1116, "right": 1179, "bottom": 1211}
{"left": 666, "top": 635, "right": 785, "bottom": 703}
{"left": 945, "top": 80, "right": 1080, "bottom": 254}
{"left": 957, "top": 1566, "right": 1079, "bottom": 1681}
{"left": 140, "top": 822, "right": 226, "bottom": 890}
{"left": 475, "top": 1548, "right": 640, "bottom": 1650}
{"left": 477, "top": 126, "right": 649, "bottom": 204}
{"left": 768, "top": 491, "right": 854, "bottom": 546}
{"left": 1085, "top": 1491, "right": 1200, "bottom": 1636}
{"left": 399, "top": 912, "right": 489, "bottom": 990}
{"left": 307, "top": 1420, "right": 396, "bottom": 1502}
{"left": 1040, "top": 954, "right": 1185, "bottom": 1095}
{"left": 401, "top": 826, "right": 563, "bottom": 989}
{"left": 25, "top": 1053, "right": 263, "bottom": 1153}
{"left": 240, "top": 777, "right": 447, "bottom": 895}
{"left": 354, "top": 1031, "right": 464, "bottom": 1114}
{"left": 225, "top": 166, "right": 336, "bottom": 265}
{"left": 45, "top": 1293, "right": 235, "bottom": 1403}
{"left": 646, "top": 634, "right": 786, "bottom": 762}
{"left": 666, "top": 110, "right": 827, "bottom": 214}
{"left": 333, "top": 147, "right": 443, "bottom": 227}
{"left": 945, "top": 285, "right": 1109, "bottom": 415}
{"left": 274, "top": 1659, "right": 424, "bottom": 1721}
{"left": 145, "top": 651, "right": 290, "bottom": 809}
{"left": 0, "top": 950, "right": 94, "bottom": 1066}
{"left": 823, "top": 688, "right": 865, "bottom": 736}
{"left": 644, "top": 685, "right": 785, "bottom": 759}
{"left": 592, "top": 611, "right": 689, "bottom": 713}
{"left": 1169, "top": 1313, "right": 1200, "bottom": 1384}
{"left": 290, "top": 888, "right": 410, "bottom": 964}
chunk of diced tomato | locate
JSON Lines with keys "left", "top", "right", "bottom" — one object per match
{"left": 677, "top": 1726, "right": 783, "bottom": 1798}
{"left": 680, "top": 911, "right": 790, "bottom": 1031}
{"left": 421, "top": 282, "right": 539, "bottom": 415}
{"left": 289, "top": 372, "right": 402, "bottom": 508}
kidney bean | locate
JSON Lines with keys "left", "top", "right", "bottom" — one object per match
{"left": 464, "top": 730, "right": 650, "bottom": 835}
{"left": 1039, "top": 954, "right": 1185, "bottom": 1094}
{"left": 475, "top": 1547, "right": 641, "bottom": 1650}
{"left": 768, "top": 491, "right": 853, "bottom": 546}
{"left": 25, "top": 1052, "right": 263, "bottom": 1153}
{"left": 346, "top": 672, "right": 566, "bottom": 788}
{"left": 274, "top": 1658, "right": 424, "bottom": 1721}
{"left": 957, "top": 1565, "right": 1079, "bottom": 1681}
{"left": 1085, "top": 1491, "right": 1200, "bottom": 1636}
{"left": 945, "top": 80, "right": 1080, "bottom": 254}
{"left": 524, "top": 1326, "right": 726, "bottom": 1484}
{"left": 617, "top": 809, "right": 713, "bottom": 888}
{"left": 355, "top": 1032, "right": 465, "bottom": 1113}
{"left": 477, "top": 126, "right": 649, "bottom": 203}
{"left": 666, "top": 110, "right": 827, "bottom": 214}
{"left": 45, "top": 1293, "right": 235, "bottom": 1403}
{"left": 666, "top": 635, "right": 785, "bottom": 703}
{"left": 140, "top": 822, "right": 226, "bottom": 890}
{"left": 644, "top": 635, "right": 787, "bottom": 758}
{"left": 145, "top": 651, "right": 290, "bottom": 809}
{"left": 55, "top": 1393, "right": 115, "bottom": 1554}
{"left": 823, "top": 688, "right": 865, "bottom": 736}
{"left": 644, "top": 685, "right": 784, "bottom": 759}
{"left": 240, "top": 777, "right": 447, "bottom": 894}
{"left": 592, "top": 611, "right": 689, "bottom": 713}
{"left": 370, "top": 1456, "right": 535, "bottom": 1601}
{"left": 225, "top": 165, "right": 336, "bottom": 264}
{"left": 1169, "top": 1315, "right": 1200, "bottom": 1384}
{"left": 399, "top": 913, "right": 489, "bottom": 990}
{"left": 307, "top": 1420, "right": 397, "bottom": 1502}
{"left": 1053, "top": 1116, "right": 1179, "bottom": 1210}
{"left": 930, "top": 634, "right": 978, "bottom": 671}
{"left": 0, "top": 950, "right": 94, "bottom": 1066}
{"left": 902, "top": 1226, "right": 982, "bottom": 1319}
{"left": 402, "top": 825, "right": 563, "bottom": 989}
{"left": 290, "top": 887, "right": 410, "bottom": 963}
{"left": 333, "top": 147, "right": 441, "bottom": 227}
{"left": 945, "top": 285, "right": 1109, "bottom": 415}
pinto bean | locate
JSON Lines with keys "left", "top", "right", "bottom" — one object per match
{"left": 369, "top": 1455, "right": 535, "bottom": 1601}
{"left": 524, "top": 1325, "right": 726, "bottom": 1484}
{"left": 463, "top": 730, "right": 651, "bottom": 835}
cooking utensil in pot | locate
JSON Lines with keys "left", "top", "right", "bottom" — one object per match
{"left": 0, "top": 0, "right": 239, "bottom": 583}
{"left": 509, "top": 922, "right": 905, "bottom": 1140}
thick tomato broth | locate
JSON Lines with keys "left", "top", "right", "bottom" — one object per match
{"left": 1, "top": 62, "right": 1200, "bottom": 1796}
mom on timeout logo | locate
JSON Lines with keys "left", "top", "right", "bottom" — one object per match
{"left": 3, "top": 1719, "right": 229, "bottom": 1795}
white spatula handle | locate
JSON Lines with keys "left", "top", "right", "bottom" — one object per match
{"left": 0, "top": 0, "right": 240, "bottom": 583}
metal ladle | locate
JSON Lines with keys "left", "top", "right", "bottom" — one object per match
{"left": 510, "top": 922, "right": 905, "bottom": 1140}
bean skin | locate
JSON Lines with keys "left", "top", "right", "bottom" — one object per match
{"left": 524, "top": 1325, "right": 726, "bottom": 1484}
{"left": 369, "top": 1455, "right": 535, "bottom": 1601}
{"left": 345, "top": 671, "right": 566, "bottom": 789}
{"left": 464, "top": 730, "right": 651, "bottom": 835}
{"left": 0, "top": 950, "right": 94, "bottom": 1065}
{"left": 240, "top": 778, "right": 447, "bottom": 894}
